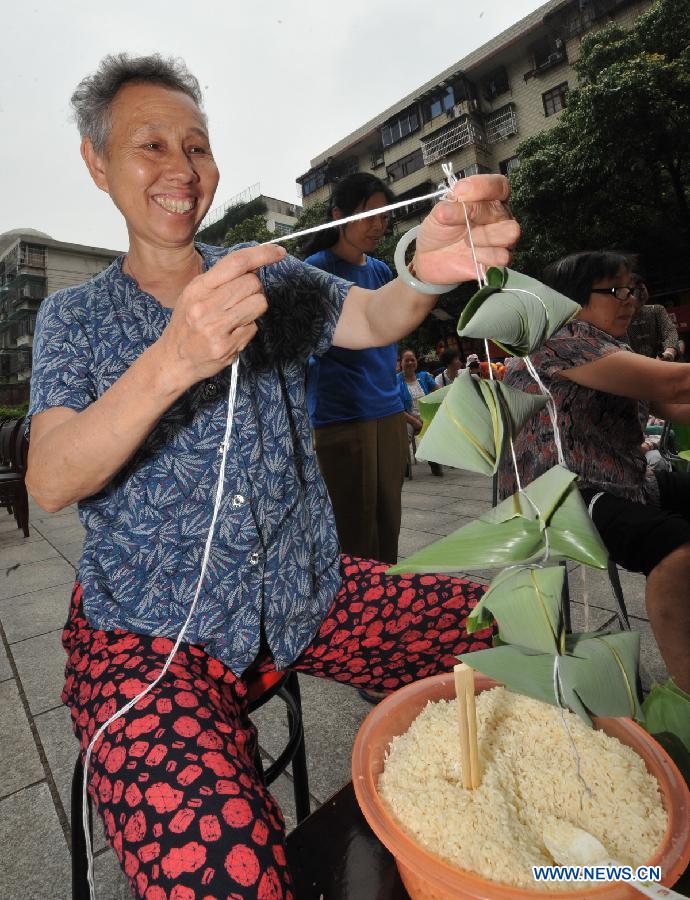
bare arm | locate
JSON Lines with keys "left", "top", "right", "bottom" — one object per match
{"left": 26, "top": 244, "right": 285, "bottom": 512}
{"left": 332, "top": 175, "right": 519, "bottom": 350}
{"left": 562, "top": 349, "right": 690, "bottom": 404}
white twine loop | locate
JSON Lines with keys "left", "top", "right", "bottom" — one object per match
{"left": 81, "top": 361, "right": 241, "bottom": 900}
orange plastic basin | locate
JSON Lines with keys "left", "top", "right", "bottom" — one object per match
{"left": 352, "top": 672, "right": 690, "bottom": 899}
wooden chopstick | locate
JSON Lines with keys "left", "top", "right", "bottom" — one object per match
{"left": 454, "top": 663, "right": 480, "bottom": 789}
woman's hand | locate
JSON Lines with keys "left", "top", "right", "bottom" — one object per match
{"left": 414, "top": 175, "right": 520, "bottom": 285}
{"left": 158, "top": 244, "right": 286, "bottom": 388}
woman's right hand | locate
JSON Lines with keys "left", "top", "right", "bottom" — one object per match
{"left": 159, "top": 244, "right": 286, "bottom": 388}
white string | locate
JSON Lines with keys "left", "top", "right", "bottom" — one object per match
{"left": 264, "top": 187, "right": 448, "bottom": 245}
{"left": 82, "top": 359, "right": 241, "bottom": 900}
{"left": 553, "top": 656, "right": 593, "bottom": 801}
{"left": 523, "top": 356, "right": 565, "bottom": 467}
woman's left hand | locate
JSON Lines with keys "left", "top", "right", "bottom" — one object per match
{"left": 414, "top": 175, "right": 520, "bottom": 284}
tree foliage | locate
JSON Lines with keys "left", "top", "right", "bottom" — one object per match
{"left": 197, "top": 197, "right": 268, "bottom": 246}
{"left": 223, "top": 215, "right": 274, "bottom": 247}
{"left": 510, "top": 0, "right": 690, "bottom": 285}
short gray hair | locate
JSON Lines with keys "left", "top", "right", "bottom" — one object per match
{"left": 71, "top": 53, "right": 205, "bottom": 153}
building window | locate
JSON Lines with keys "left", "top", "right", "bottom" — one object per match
{"left": 387, "top": 148, "right": 424, "bottom": 182}
{"left": 499, "top": 156, "right": 521, "bottom": 175}
{"left": 272, "top": 222, "right": 294, "bottom": 236}
{"left": 381, "top": 109, "right": 420, "bottom": 149}
{"left": 300, "top": 170, "right": 327, "bottom": 197}
{"left": 481, "top": 67, "right": 510, "bottom": 102}
{"left": 428, "top": 86, "right": 455, "bottom": 120}
{"left": 542, "top": 82, "right": 569, "bottom": 117}
{"left": 532, "top": 36, "right": 566, "bottom": 70}
{"left": 485, "top": 105, "right": 518, "bottom": 143}
{"left": 19, "top": 244, "right": 46, "bottom": 269}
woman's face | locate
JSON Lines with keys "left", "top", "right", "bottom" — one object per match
{"left": 579, "top": 267, "right": 637, "bottom": 338}
{"left": 402, "top": 351, "right": 417, "bottom": 376}
{"left": 83, "top": 82, "right": 219, "bottom": 250}
{"left": 335, "top": 191, "right": 390, "bottom": 255}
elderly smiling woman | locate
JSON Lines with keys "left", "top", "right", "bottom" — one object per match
{"left": 26, "top": 54, "right": 518, "bottom": 898}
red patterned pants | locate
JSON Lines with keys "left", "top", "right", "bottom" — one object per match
{"left": 63, "top": 556, "right": 491, "bottom": 899}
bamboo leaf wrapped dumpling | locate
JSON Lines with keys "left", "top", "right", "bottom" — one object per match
{"left": 387, "top": 465, "right": 608, "bottom": 574}
{"left": 457, "top": 267, "right": 580, "bottom": 356}
{"left": 416, "top": 369, "right": 548, "bottom": 474}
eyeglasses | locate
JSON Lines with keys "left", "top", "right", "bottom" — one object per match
{"left": 590, "top": 286, "right": 639, "bottom": 302}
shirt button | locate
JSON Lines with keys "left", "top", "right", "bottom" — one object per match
{"left": 231, "top": 494, "right": 245, "bottom": 509}
{"left": 203, "top": 381, "right": 219, "bottom": 400}
{"left": 248, "top": 551, "right": 260, "bottom": 566}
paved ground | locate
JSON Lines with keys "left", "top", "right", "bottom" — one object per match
{"left": 0, "top": 462, "right": 667, "bottom": 899}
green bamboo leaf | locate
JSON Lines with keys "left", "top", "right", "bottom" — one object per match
{"left": 417, "top": 384, "right": 450, "bottom": 438}
{"left": 415, "top": 370, "right": 501, "bottom": 473}
{"left": 388, "top": 466, "right": 608, "bottom": 574}
{"left": 642, "top": 680, "right": 690, "bottom": 755}
{"left": 559, "top": 632, "right": 642, "bottom": 720}
{"left": 457, "top": 644, "right": 559, "bottom": 707}
{"left": 460, "top": 631, "right": 642, "bottom": 725}
{"left": 457, "top": 268, "right": 580, "bottom": 356}
{"left": 468, "top": 566, "right": 564, "bottom": 655}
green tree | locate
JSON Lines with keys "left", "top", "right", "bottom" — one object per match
{"left": 510, "top": 0, "right": 690, "bottom": 285}
{"left": 223, "top": 215, "right": 273, "bottom": 247}
{"left": 197, "top": 197, "right": 268, "bottom": 246}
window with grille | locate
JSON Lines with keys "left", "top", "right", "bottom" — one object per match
{"left": 421, "top": 118, "right": 487, "bottom": 165}
{"left": 19, "top": 244, "right": 46, "bottom": 268}
{"left": 485, "top": 105, "right": 518, "bottom": 143}
{"left": 387, "top": 149, "right": 424, "bottom": 182}
{"left": 542, "top": 82, "right": 569, "bottom": 116}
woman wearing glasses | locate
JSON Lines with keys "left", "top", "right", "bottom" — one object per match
{"left": 499, "top": 251, "right": 690, "bottom": 698}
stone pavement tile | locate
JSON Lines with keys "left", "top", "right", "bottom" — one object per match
{"left": 0, "top": 680, "right": 44, "bottom": 797}
{"left": 34, "top": 522, "right": 86, "bottom": 548}
{"left": 91, "top": 847, "right": 132, "bottom": 900}
{"left": 0, "top": 783, "right": 70, "bottom": 900}
{"left": 397, "top": 526, "right": 438, "bottom": 559}
{"left": 0, "top": 638, "right": 11, "bottom": 682}
{"left": 1, "top": 582, "right": 74, "bottom": 643}
{"left": 400, "top": 492, "right": 457, "bottom": 511}
{"left": 565, "top": 563, "right": 647, "bottom": 620}
{"left": 256, "top": 758, "right": 305, "bottom": 833}
{"left": 633, "top": 616, "right": 669, "bottom": 688}
{"left": 251, "top": 674, "right": 368, "bottom": 807}
{"left": 35, "top": 705, "right": 109, "bottom": 853}
{"left": 398, "top": 507, "right": 462, "bottom": 537}
{"left": 0, "top": 556, "right": 75, "bottom": 601}
{"left": 0, "top": 537, "right": 60, "bottom": 568}
{"left": 12, "top": 628, "right": 67, "bottom": 714}
{"left": 0, "top": 518, "right": 43, "bottom": 545}
{"left": 440, "top": 498, "right": 493, "bottom": 519}
{"left": 55, "top": 539, "right": 84, "bottom": 569}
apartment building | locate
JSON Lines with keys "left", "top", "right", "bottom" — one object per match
{"left": 0, "top": 229, "right": 119, "bottom": 402}
{"left": 197, "top": 184, "right": 302, "bottom": 245}
{"left": 297, "top": 0, "right": 651, "bottom": 222}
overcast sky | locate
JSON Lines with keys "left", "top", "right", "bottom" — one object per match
{"left": 1, "top": 0, "right": 544, "bottom": 252}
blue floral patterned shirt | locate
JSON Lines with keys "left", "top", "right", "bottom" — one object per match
{"left": 28, "top": 243, "right": 352, "bottom": 674}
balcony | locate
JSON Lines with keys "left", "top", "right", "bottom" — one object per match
{"left": 524, "top": 45, "right": 567, "bottom": 81}
{"left": 485, "top": 105, "right": 518, "bottom": 144}
{"left": 421, "top": 117, "right": 487, "bottom": 166}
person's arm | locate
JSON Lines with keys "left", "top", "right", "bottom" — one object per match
{"left": 27, "top": 244, "right": 285, "bottom": 512}
{"left": 332, "top": 175, "right": 518, "bottom": 350}
{"left": 561, "top": 349, "right": 690, "bottom": 405}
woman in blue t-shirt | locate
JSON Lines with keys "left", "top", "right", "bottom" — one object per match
{"left": 304, "top": 173, "right": 409, "bottom": 565}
